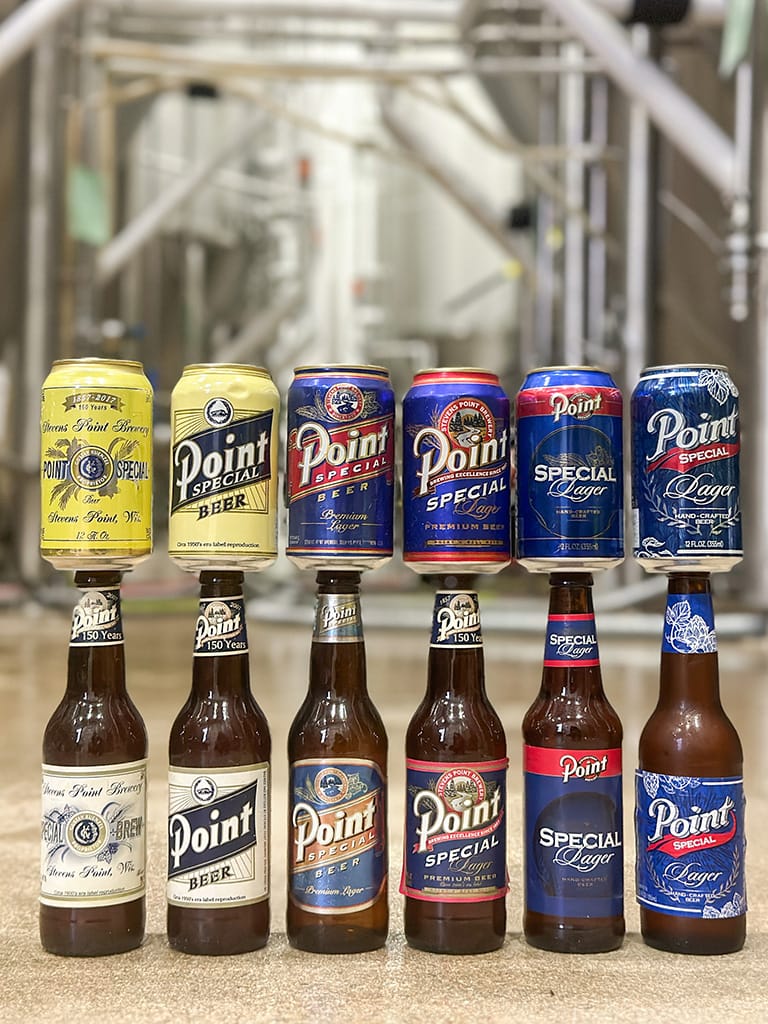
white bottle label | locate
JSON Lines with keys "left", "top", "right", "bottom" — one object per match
{"left": 167, "top": 763, "right": 270, "bottom": 907}
{"left": 40, "top": 760, "right": 147, "bottom": 908}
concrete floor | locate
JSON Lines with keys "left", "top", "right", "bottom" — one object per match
{"left": 3, "top": 593, "right": 768, "bottom": 1024}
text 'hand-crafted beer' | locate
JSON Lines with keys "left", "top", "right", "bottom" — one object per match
{"left": 636, "top": 573, "right": 746, "bottom": 955}
{"left": 403, "top": 369, "right": 511, "bottom": 574}
{"left": 169, "top": 364, "right": 279, "bottom": 572}
{"left": 40, "top": 571, "right": 148, "bottom": 956}
{"left": 40, "top": 359, "right": 153, "bottom": 570}
{"left": 287, "top": 365, "right": 395, "bottom": 570}
{"left": 516, "top": 366, "right": 623, "bottom": 573}
{"left": 167, "top": 571, "right": 271, "bottom": 956}
{"left": 632, "top": 364, "right": 741, "bottom": 572}
{"left": 287, "top": 571, "right": 388, "bottom": 953}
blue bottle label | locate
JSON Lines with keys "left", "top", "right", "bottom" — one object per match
{"left": 313, "top": 593, "right": 364, "bottom": 644}
{"left": 524, "top": 746, "right": 623, "bottom": 918}
{"left": 543, "top": 613, "right": 599, "bottom": 666}
{"left": 289, "top": 759, "right": 387, "bottom": 913}
{"left": 661, "top": 593, "right": 718, "bottom": 654}
{"left": 70, "top": 587, "right": 124, "bottom": 647}
{"left": 194, "top": 595, "right": 249, "bottom": 656}
{"left": 401, "top": 759, "right": 508, "bottom": 902}
{"left": 430, "top": 591, "right": 482, "bottom": 648}
{"left": 635, "top": 771, "right": 746, "bottom": 918}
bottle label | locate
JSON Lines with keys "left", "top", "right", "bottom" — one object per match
{"left": 167, "top": 762, "right": 270, "bottom": 907}
{"left": 313, "top": 594, "right": 363, "bottom": 644}
{"left": 40, "top": 759, "right": 147, "bottom": 908}
{"left": 289, "top": 758, "right": 387, "bottom": 914}
{"left": 69, "top": 587, "right": 123, "bottom": 647}
{"left": 661, "top": 595, "right": 718, "bottom": 654}
{"left": 429, "top": 591, "right": 482, "bottom": 648}
{"left": 635, "top": 771, "right": 746, "bottom": 919}
{"left": 524, "top": 746, "right": 623, "bottom": 919}
{"left": 194, "top": 595, "right": 249, "bottom": 656}
{"left": 401, "top": 758, "right": 508, "bottom": 902}
{"left": 543, "top": 614, "right": 599, "bottom": 666}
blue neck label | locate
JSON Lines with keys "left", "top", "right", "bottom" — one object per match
{"left": 194, "top": 595, "right": 248, "bottom": 656}
{"left": 662, "top": 594, "right": 717, "bottom": 654}
{"left": 544, "top": 613, "right": 599, "bottom": 666}
{"left": 70, "top": 587, "right": 123, "bottom": 647}
{"left": 430, "top": 591, "right": 482, "bottom": 648}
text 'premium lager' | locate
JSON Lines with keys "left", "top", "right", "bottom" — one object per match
{"left": 169, "top": 365, "right": 279, "bottom": 571}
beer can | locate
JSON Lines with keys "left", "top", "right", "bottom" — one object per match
{"left": 40, "top": 358, "right": 153, "bottom": 570}
{"left": 287, "top": 365, "right": 394, "bottom": 570}
{"left": 402, "top": 368, "right": 511, "bottom": 574}
{"left": 169, "top": 364, "right": 279, "bottom": 571}
{"left": 631, "top": 364, "right": 741, "bottom": 572}
{"left": 516, "top": 366, "right": 623, "bottom": 573}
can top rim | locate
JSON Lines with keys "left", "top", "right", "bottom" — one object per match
{"left": 527, "top": 364, "right": 608, "bottom": 374}
{"left": 293, "top": 363, "right": 389, "bottom": 375}
{"left": 182, "top": 363, "right": 269, "bottom": 375}
{"left": 640, "top": 363, "right": 729, "bottom": 374}
{"left": 51, "top": 358, "right": 144, "bottom": 371}
{"left": 414, "top": 366, "right": 498, "bottom": 378}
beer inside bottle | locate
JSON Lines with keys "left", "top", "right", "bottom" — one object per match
{"left": 402, "top": 576, "right": 507, "bottom": 955}
{"left": 637, "top": 573, "right": 746, "bottom": 955}
{"left": 287, "top": 571, "right": 388, "bottom": 953}
{"left": 40, "top": 571, "right": 147, "bottom": 956}
{"left": 523, "top": 573, "right": 624, "bottom": 953}
{"left": 167, "top": 571, "right": 271, "bottom": 955}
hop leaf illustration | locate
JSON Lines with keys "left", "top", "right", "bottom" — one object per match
{"left": 666, "top": 600, "right": 692, "bottom": 627}
{"left": 699, "top": 368, "right": 739, "bottom": 405}
{"left": 643, "top": 773, "right": 659, "bottom": 799}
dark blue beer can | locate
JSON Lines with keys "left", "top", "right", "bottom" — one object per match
{"left": 631, "top": 364, "right": 741, "bottom": 572}
{"left": 287, "top": 365, "right": 394, "bottom": 570}
{"left": 516, "top": 366, "right": 623, "bottom": 572}
{"left": 402, "top": 368, "right": 511, "bottom": 574}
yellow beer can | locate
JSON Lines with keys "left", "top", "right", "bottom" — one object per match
{"left": 40, "top": 358, "right": 153, "bottom": 570}
{"left": 168, "top": 364, "right": 279, "bottom": 571}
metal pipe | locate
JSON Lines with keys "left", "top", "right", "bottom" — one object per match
{"left": 586, "top": 73, "right": 609, "bottom": 350}
{"left": 96, "top": 114, "right": 264, "bottom": 284}
{"left": 214, "top": 288, "right": 303, "bottom": 363}
{"left": 562, "top": 42, "right": 586, "bottom": 364}
{"left": 0, "top": 0, "right": 83, "bottom": 79}
{"left": 539, "top": 0, "right": 737, "bottom": 197}
{"left": 103, "top": 0, "right": 460, "bottom": 21}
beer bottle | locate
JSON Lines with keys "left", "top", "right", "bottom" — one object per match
{"left": 522, "top": 573, "right": 624, "bottom": 953}
{"left": 167, "top": 571, "right": 271, "bottom": 955}
{"left": 40, "top": 571, "right": 147, "bottom": 956}
{"left": 287, "top": 571, "right": 388, "bottom": 953}
{"left": 636, "top": 573, "right": 746, "bottom": 955}
{"left": 402, "top": 576, "right": 507, "bottom": 955}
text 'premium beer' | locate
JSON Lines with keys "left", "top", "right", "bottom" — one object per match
{"left": 41, "top": 359, "right": 153, "bottom": 570}
{"left": 169, "top": 365, "right": 279, "bottom": 571}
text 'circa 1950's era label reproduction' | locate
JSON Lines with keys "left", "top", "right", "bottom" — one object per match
{"left": 524, "top": 746, "right": 623, "bottom": 919}
{"left": 40, "top": 760, "right": 147, "bottom": 907}
{"left": 635, "top": 772, "right": 746, "bottom": 919}
{"left": 167, "top": 764, "right": 270, "bottom": 907}
{"left": 289, "top": 759, "right": 387, "bottom": 914}
{"left": 401, "top": 759, "right": 508, "bottom": 902}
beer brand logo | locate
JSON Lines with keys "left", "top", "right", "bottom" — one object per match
{"left": 411, "top": 768, "right": 502, "bottom": 854}
{"left": 42, "top": 436, "right": 146, "bottom": 508}
{"left": 434, "top": 593, "right": 481, "bottom": 644}
{"left": 291, "top": 767, "right": 379, "bottom": 867}
{"left": 550, "top": 390, "right": 603, "bottom": 423}
{"left": 533, "top": 442, "right": 617, "bottom": 504}
{"left": 71, "top": 446, "right": 113, "bottom": 490}
{"left": 289, "top": 418, "right": 392, "bottom": 498}
{"left": 560, "top": 753, "right": 609, "bottom": 784}
{"left": 64, "top": 392, "right": 123, "bottom": 412}
{"left": 324, "top": 383, "right": 364, "bottom": 422}
{"left": 313, "top": 767, "right": 350, "bottom": 805}
{"left": 66, "top": 811, "right": 109, "bottom": 856}
{"left": 438, "top": 399, "right": 495, "bottom": 447}
{"left": 194, "top": 600, "right": 246, "bottom": 652}
{"left": 191, "top": 777, "right": 217, "bottom": 804}
{"left": 168, "top": 781, "right": 258, "bottom": 876}
{"left": 204, "top": 398, "right": 234, "bottom": 427}
{"left": 71, "top": 590, "right": 121, "bottom": 642}
{"left": 644, "top": 786, "right": 736, "bottom": 861}
{"left": 314, "top": 596, "right": 361, "bottom": 641}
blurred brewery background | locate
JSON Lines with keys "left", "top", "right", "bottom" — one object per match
{"left": 0, "top": 0, "right": 766, "bottom": 622}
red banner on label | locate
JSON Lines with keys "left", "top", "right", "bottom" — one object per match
{"left": 288, "top": 414, "right": 394, "bottom": 501}
{"left": 524, "top": 745, "right": 622, "bottom": 780}
{"left": 646, "top": 442, "right": 739, "bottom": 474}
{"left": 646, "top": 813, "right": 737, "bottom": 859}
{"left": 517, "top": 386, "right": 622, "bottom": 419}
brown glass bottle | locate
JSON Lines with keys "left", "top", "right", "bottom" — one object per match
{"left": 403, "top": 576, "right": 507, "bottom": 955}
{"left": 637, "top": 573, "right": 746, "bottom": 955}
{"left": 40, "top": 571, "right": 147, "bottom": 957}
{"left": 287, "top": 571, "right": 388, "bottom": 953}
{"left": 522, "top": 573, "right": 624, "bottom": 953}
{"left": 167, "top": 571, "right": 271, "bottom": 956}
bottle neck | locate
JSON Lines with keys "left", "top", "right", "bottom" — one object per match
{"left": 539, "top": 572, "right": 605, "bottom": 698}
{"left": 309, "top": 571, "right": 366, "bottom": 699}
{"left": 659, "top": 573, "right": 720, "bottom": 705}
{"left": 191, "top": 570, "right": 251, "bottom": 698}
{"left": 426, "top": 584, "right": 486, "bottom": 698}
{"left": 66, "top": 571, "right": 126, "bottom": 697}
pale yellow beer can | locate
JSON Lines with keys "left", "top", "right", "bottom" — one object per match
{"left": 168, "top": 364, "right": 279, "bottom": 571}
{"left": 40, "top": 358, "right": 153, "bottom": 570}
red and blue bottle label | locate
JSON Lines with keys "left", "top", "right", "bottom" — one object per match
{"left": 544, "top": 613, "right": 599, "bottom": 666}
{"left": 635, "top": 772, "right": 746, "bottom": 918}
{"left": 401, "top": 759, "right": 508, "bottom": 902}
{"left": 661, "top": 593, "right": 717, "bottom": 654}
{"left": 289, "top": 758, "right": 387, "bottom": 914}
{"left": 524, "top": 746, "right": 623, "bottom": 919}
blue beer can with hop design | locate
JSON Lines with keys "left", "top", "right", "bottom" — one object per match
{"left": 402, "top": 368, "right": 511, "bottom": 574}
{"left": 515, "top": 366, "right": 624, "bottom": 572}
{"left": 631, "top": 364, "right": 741, "bottom": 573}
{"left": 287, "top": 365, "right": 394, "bottom": 570}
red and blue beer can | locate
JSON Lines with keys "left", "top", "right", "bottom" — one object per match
{"left": 402, "top": 368, "right": 512, "bottom": 574}
{"left": 515, "top": 366, "right": 623, "bottom": 572}
{"left": 631, "top": 364, "right": 741, "bottom": 572}
{"left": 286, "top": 364, "right": 395, "bottom": 570}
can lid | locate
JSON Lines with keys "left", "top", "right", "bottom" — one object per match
{"left": 182, "top": 363, "right": 270, "bottom": 376}
{"left": 640, "top": 363, "right": 729, "bottom": 374}
{"left": 414, "top": 367, "right": 499, "bottom": 382}
{"left": 528, "top": 364, "right": 607, "bottom": 373}
{"left": 293, "top": 363, "right": 389, "bottom": 376}
{"left": 51, "top": 358, "right": 144, "bottom": 371}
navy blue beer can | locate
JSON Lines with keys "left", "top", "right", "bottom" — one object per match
{"left": 287, "top": 365, "right": 394, "bottom": 570}
{"left": 402, "top": 368, "right": 511, "bottom": 574}
{"left": 516, "top": 366, "right": 623, "bottom": 572}
{"left": 631, "top": 364, "right": 741, "bottom": 572}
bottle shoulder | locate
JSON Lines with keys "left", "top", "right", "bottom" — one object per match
{"left": 638, "top": 704, "right": 743, "bottom": 776}
{"left": 43, "top": 694, "right": 147, "bottom": 765}
{"left": 406, "top": 692, "right": 506, "bottom": 761}
{"left": 289, "top": 692, "right": 387, "bottom": 762}
{"left": 523, "top": 691, "right": 623, "bottom": 748}
{"left": 169, "top": 693, "right": 271, "bottom": 767}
